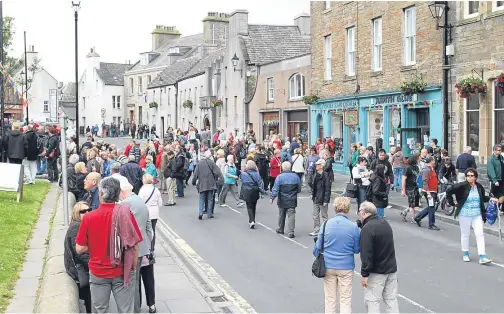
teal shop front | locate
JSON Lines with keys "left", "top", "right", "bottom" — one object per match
{"left": 310, "top": 87, "right": 443, "bottom": 174}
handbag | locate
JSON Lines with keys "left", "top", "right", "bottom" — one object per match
{"left": 486, "top": 200, "right": 498, "bottom": 225}
{"left": 66, "top": 237, "right": 89, "bottom": 288}
{"left": 344, "top": 180, "right": 358, "bottom": 199}
{"left": 311, "top": 221, "right": 327, "bottom": 278}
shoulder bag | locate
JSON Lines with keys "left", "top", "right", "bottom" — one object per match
{"left": 344, "top": 179, "right": 358, "bottom": 199}
{"left": 144, "top": 187, "right": 156, "bottom": 204}
{"left": 311, "top": 221, "right": 327, "bottom": 278}
{"left": 66, "top": 236, "right": 89, "bottom": 288}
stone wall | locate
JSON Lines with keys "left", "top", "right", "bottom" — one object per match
{"left": 311, "top": 1, "right": 443, "bottom": 98}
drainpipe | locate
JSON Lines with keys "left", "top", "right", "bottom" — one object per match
{"left": 442, "top": 4, "right": 450, "bottom": 151}
{"left": 174, "top": 83, "right": 178, "bottom": 128}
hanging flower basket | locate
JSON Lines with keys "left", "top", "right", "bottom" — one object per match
{"left": 400, "top": 79, "right": 427, "bottom": 96}
{"left": 211, "top": 99, "right": 223, "bottom": 107}
{"left": 182, "top": 100, "right": 193, "bottom": 108}
{"left": 455, "top": 77, "right": 487, "bottom": 99}
{"left": 302, "top": 94, "right": 319, "bottom": 105}
{"left": 496, "top": 73, "right": 504, "bottom": 96}
{"left": 148, "top": 102, "right": 158, "bottom": 108}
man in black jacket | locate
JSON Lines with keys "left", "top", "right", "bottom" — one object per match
{"left": 4, "top": 122, "right": 26, "bottom": 164}
{"left": 23, "top": 124, "right": 39, "bottom": 184}
{"left": 358, "top": 201, "right": 399, "bottom": 313}
{"left": 370, "top": 149, "right": 394, "bottom": 187}
{"left": 163, "top": 151, "right": 177, "bottom": 206}
{"left": 44, "top": 125, "right": 60, "bottom": 182}
{"left": 173, "top": 145, "right": 186, "bottom": 198}
{"left": 120, "top": 155, "right": 144, "bottom": 194}
{"left": 309, "top": 159, "right": 332, "bottom": 236}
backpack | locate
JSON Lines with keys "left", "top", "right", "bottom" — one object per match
{"left": 239, "top": 146, "right": 247, "bottom": 159}
{"left": 281, "top": 152, "right": 289, "bottom": 163}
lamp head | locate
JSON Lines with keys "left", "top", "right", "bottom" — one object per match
{"left": 231, "top": 53, "right": 239, "bottom": 69}
{"left": 72, "top": 1, "right": 81, "bottom": 12}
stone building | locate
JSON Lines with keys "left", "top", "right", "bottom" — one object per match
{"left": 310, "top": 1, "right": 444, "bottom": 173}
{"left": 244, "top": 14, "right": 311, "bottom": 143}
{"left": 449, "top": 1, "right": 504, "bottom": 162}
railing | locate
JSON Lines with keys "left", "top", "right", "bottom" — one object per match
{"left": 199, "top": 96, "right": 216, "bottom": 109}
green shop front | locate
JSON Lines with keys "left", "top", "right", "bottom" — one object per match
{"left": 310, "top": 87, "right": 443, "bottom": 174}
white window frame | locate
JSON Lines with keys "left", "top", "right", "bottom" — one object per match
{"left": 117, "top": 96, "right": 121, "bottom": 109}
{"left": 372, "top": 18, "right": 382, "bottom": 71}
{"left": 492, "top": 0, "right": 504, "bottom": 12}
{"left": 267, "top": 77, "right": 274, "bottom": 102}
{"left": 289, "top": 73, "right": 306, "bottom": 100}
{"left": 465, "top": 1, "right": 480, "bottom": 18}
{"left": 464, "top": 96, "right": 480, "bottom": 156}
{"left": 129, "top": 78, "right": 134, "bottom": 95}
{"left": 404, "top": 6, "right": 416, "bottom": 65}
{"left": 346, "top": 27, "right": 355, "bottom": 76}
{"left": 493, "top": 84, "right": 504, "bottom": 147}
{"left": 324, "top": 35, "right": 332, "bottom": 80}
{"left": 324, "top": 1, "right": 331, "bottom": 10}
{"left": 138, "top": 77, "right": 143, "bottom": 94}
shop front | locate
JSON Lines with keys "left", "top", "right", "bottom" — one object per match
{"left": 310, "top": 87, "right": 443, "bottom": 174}
{"left": 260, "top": 111, "right": 280, "bottom": 140}
{"left": 285, "top": 109, "right": 308, "bottom": 143}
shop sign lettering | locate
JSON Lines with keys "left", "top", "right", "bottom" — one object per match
{"left": 375, "top": 94, "right": 413, "bottom": 105}
{"left": 319, "top": 100, "right": 358, "bottom": 110}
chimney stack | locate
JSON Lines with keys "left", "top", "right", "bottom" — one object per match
{"left": 151, "top": 25, "right": 181, "bottom": 51}
{"left": 294, "top": 14, "right": 311, "bottom": 36}
{"left": 202, "top": 12, "right": 230, "bottom": 47}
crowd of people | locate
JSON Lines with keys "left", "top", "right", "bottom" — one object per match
{"left": 0, "top": 117, "right": 496, "bottom": 313}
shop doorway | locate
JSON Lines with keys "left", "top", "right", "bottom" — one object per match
{"left": 203, "top": 116, "right": 211, "bottom": 129}
{"left": 416, "top": 108, "right": 430, "bottom": 147}
{"left": 138, "top": 107, "right": 143, "bottom": 124}
{"left": 161, "top": 117, "right": 165, "bottom": 138}
{"left": 317, "top": 114, "right": 323, "bottom": 139}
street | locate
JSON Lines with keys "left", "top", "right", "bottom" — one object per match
{"left": 97, "top": 136, "right": 504, "bottom": 312}
{"left": 159, "top": 184, "right": 504, "bottom": 313}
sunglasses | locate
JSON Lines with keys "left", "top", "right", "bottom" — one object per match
{"left": 79, "top": 208, "right": 91, "bottom": 214}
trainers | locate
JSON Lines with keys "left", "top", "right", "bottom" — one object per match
{"left": 276, "top": 229, "right": 284, "bottom": 235}
{"left": 219, "top": 204, "right": 226, "bottom": 207}
{"left": 429, "top": 225, "right": 440, "bottom": 231}
{"left": 249, "top": 222, "right": 255, "bottom": 229}
{"left": 463, "top": 252, "right": 470, "bottom": 262}
{"left": 287, "top": 233, "right": 295, "bottom": 238}
{"left": 237, "top": 202, "right": 245, "bottom": 208}
{"left": 400, "top": 211, "right": 407, "bottom": 222}
{"left": 414, "top": 218, "right": 422, "bottom": 227}
{"left": 410, "top": 219, "right": 416, "bottom": 224}
{"left": 479, "top": 256, "right": 492, "bottom": 264}
{"left": 309, "top": 231, "right": 318, "bottom": 236}
{"left": 386, "top": 205, "right": 392, "bottom": 209}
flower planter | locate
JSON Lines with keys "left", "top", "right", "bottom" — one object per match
{"left": 183, "top": 100, "right": 193, "bottom": 109}
{"left": 455, "top": 77, "right": 487, "bottom": 99}
{"left": 148, "top": 102, "right": 158, "bottom": 109}
{"left": 400, "top": 79, "right": 426, "bottom": 96}
{"left": 497, "top": 73, "right": 504, "bottom": 96}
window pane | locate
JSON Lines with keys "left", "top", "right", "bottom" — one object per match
{"left": 498, "top": 1, "right": 504, "bottom": 7}
{"left": 495, "top": 110, "right": 504, "bottom": 145}
{"left": 290, "top": 78, "right": 295, "bottom": 98}
{"left": 302, "top": 75, "right": 305, "bottom": 96}
{"left": 467, "top": 94, "right": 479, "bottom": 110}
{"left": 495, "top": 90, "right": 504, "bottom": 109}
{"left": 469, "top": 1, "right": 479, "bottom": 14}
{"left": 466, "top": 111, "right": 479, "bottom": 151}
{"left": 296, "top": 75, "right": 301, "bottom": 97}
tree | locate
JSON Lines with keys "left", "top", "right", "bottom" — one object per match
{"left": 2, "top": 16, "right": 23, "bottom": 111}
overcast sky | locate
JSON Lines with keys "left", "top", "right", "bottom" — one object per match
{"left": 4, "top": 0, "right": 310, "bottom": 83}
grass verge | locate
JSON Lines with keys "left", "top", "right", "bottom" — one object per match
{"left": 0, "top": 181, "right": 51, "bottom": 312}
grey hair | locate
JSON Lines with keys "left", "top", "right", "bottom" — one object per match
{"left": 110, "top": 162, "right": 121, "bottom": 173}
{"left": 98, "top": 177, "right": 121, "bottom": 203}
{"left": 128, "top": 154, "right": 136, "bottom": 161}
{"left": 281, "top": 161, "right": 291, "bottom": 172}
{"left": 68, "top": 154, "right": 80, "bottom": 165}
{"left": 319, "top": 149, "right": 330, "bottom": 159}
{"left": 359, "top": 201, "right": 377, "bottom": 215}
{"left": 245, "top": 160, "right": 258, "bottom": 171}
{"left": 463, "top": 146, "right": 472, "bottom": 153}
{"left": 493, "top": 144, "right": 502, "bottom": 151}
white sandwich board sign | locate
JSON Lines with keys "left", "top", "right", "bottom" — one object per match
{"left": 0, "top": 162, "right": 24, "bottom": 202}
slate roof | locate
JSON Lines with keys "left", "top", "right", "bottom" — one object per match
{"left": 241, "top": 24, "right": 311, "bottom": 65}
{"left": 148, "top": 56, "right": 200, "bottom": 88}
{"left": 96, "top": 62, "right": 132, "bottom": 86}
{"left": 128, "top": 34, "right": 204, "bottom": 72}
{"left": 59, "top": 82, "right": 77, "bottom": 120}
{"left": 180, "top": 48, "right": 226, "bottom": 80}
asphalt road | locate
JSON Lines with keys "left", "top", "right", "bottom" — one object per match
{"left": 158, "top": 184, "right": 504, "bottom": 313}
{"left": 99, "top": 137, "right": 504, "bottom": 312}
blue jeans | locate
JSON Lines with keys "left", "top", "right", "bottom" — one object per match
{"left": 393, "top": 168, "right": 404, "bottom": 190}
{"left": 356, "top": 186, "right": 368, "bottom": 212}
{"left": 37, "top": 156, "right": 47, "bottom": 174}
{"left": 377, "top": 208, "right": 384, "bottom": 218}
{"left": 176, "top": 177, "right": 185, "bottom": 197}
{"left": 415, "top": 192, "right": 437, "bottom": 227}
{"left": 199, "top": 190, "right": 214, "bottom": 217}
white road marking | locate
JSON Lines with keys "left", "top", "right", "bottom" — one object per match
{"left": 157, "top": 219, "right": 257, "bottom": 314}
{"left": 352, "top": 271, "right": 434, "bottom": 313}
{"left": 491, "top": 261, "right": 504, "bottom": 268}
{"left": 224, "top": 204, "right": 309, "bottom": 249}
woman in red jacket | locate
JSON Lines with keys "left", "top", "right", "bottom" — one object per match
{"left": 268, "top": 149, "right": 282, "bottom": 191}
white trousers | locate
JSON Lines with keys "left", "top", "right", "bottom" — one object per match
{"left": 459, "top": 215, "right": 486, "bottom": 255}
{"left": 23, "top": 159, "right": 37, "bottom": 184}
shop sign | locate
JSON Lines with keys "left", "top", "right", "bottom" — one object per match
{"left": 319, "top": 100, "right": 358, "bottom": 110}
{"left": 373, "top": 94, "right": 414, "bottom": 105}
{"left": 344, "top": 110, "right": 358, "bottom": 126}
{"left": 391, "top": 110, "right": 401, "bottom": 128}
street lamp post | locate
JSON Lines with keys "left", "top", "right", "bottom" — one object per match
{"left": 428, "top": 1, "right": 453, "bottom": 152}
{"left": 24, "top": 31, "right": 28, "bottom": 125}
{"left": 72, "top": 1, "right": 80, "bottom": 153}
{"left": 20, "top": 70, "right": 24, "bottom": 122}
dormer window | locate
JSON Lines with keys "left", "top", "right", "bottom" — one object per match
{"left": 140, "top": 54, "right": 149, "bottom": 66}
{"left": 168, "top": 47, "right": 180, "bottom": 54}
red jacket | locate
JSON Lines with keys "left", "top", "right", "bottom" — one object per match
{"left": 269, "top": 156, "right": 281, "bottom": 178}
{"left": 422, "top": 165, "right": 439, "bottom": 192}
{"left": 139, "top": 157, "right": 147, "bottom": 169}
{"left": 155, "top": 153, "right": 163, "bottom": 169}
{"left": 124, "top": 144, "right": 132, "bottom": 157}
